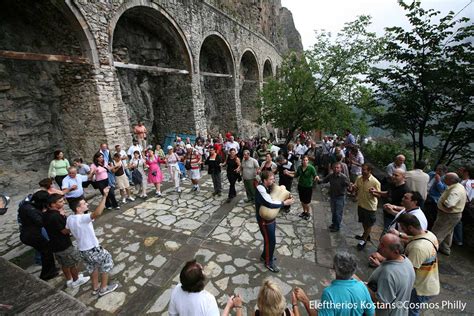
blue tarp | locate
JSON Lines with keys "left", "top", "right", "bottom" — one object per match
{"left": 163, "top": 132, "right": 196, "bottom": 149}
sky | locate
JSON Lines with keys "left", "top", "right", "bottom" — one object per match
{"left": 281, "top": 0, "right": 473, "bottom": 49}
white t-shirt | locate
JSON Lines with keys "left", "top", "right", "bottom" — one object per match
{"left": 390, "top": 207, "right": 428, "bottom": 231}
{"left": 168, "top": 284, "right": 219, "bottom": 316}
{"left": 66, "top": 214, "right": 99, "bottom": 251}
{"left": 462, "top": 179, "right": 473, "bottom": 202}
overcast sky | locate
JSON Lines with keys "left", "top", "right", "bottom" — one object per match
{"left": 281, "top": 0, "right": 473, "bottom": 49}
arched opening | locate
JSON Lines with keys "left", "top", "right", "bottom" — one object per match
{"left": 263, "top": 59, "right": 273, "bottom": 82}
{"left": 239, "top": 50, "right": 260, "bottom": 121}
{"left": 112, "top": 6, "right": 193, "bottom": 144}
{"left": 0, "top": 0, "right": 101, "bottom": 175}
{"left": 199, "top": 34, "right": 236, "bottom": 135}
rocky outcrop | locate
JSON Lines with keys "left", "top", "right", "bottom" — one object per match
{"left": 204, "top": 0, "right": 303, "bottom": 55}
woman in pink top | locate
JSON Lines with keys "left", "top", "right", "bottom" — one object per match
{"left": 90, "top": 153, "right": 119, "bottom": 209}
{"left": 146, "top": 148, "right": 165, "bottom": 197}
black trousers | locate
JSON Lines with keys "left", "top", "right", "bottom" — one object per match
{"left": 96, "top": 179, "right": 118, "bottom": 208}
{"left": 227, "top": 172, "right": 238, "bottom": 198}
{"left": 20, "top": 232, "right": 57, "bottom": 280}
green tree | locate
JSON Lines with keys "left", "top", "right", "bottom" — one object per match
{"left": 259, "top": 16, "right": 383, "bottom": 143}
{"left": 369, "top": 1, "right": 473, "bottom": 166}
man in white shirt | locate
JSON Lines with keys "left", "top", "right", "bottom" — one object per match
{"left": 127, "top": 140, "right": 143, "bottom": 159}
{"left": 168, "top": 260, "right": 219, "bottom": 316}
{"left": 224, "top": 136, "right": 240, "bottom": 154}
{"left": 405, "top": 160, "right": 430, "bottom": 203}
{"left": 66, "top": 187, "right": 118, "bottom": 297}
{"left": 386, "top": 154, "right": 407, "bottom": 176}
{"left": 62, "top": 167, "right": 90, "bottom": 206}
{"left": 294, "top": 138, "right": 307, "bottom": 171}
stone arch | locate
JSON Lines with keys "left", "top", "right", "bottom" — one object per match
{"left": 111, "top": 4, "right": 194, "bottom": 144}
{"left": 199, "top": 32, "right": 237, "bottom": 134}
{"left": 0, "top": 0, "right": 103, "bottom": 175}
{"left": 239, "top": 49, "right": 260, "bottom": 121}
{"left": 263, "top": 58, "right": 273, "bottom": 81}
{"left": 109, "top": 1, "right": 193, "bottom": 71}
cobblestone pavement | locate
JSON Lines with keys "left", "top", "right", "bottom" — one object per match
{"left": 2, "top": 169, "right": 474, "bottom": 315}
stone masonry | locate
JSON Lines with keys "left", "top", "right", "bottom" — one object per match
{"left": 0, "top": 0, "right": 301, "bottom": 189}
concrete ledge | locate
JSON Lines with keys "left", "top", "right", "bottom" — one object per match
{"left": 0, "top": 258, "right": 91, "bottom": 315}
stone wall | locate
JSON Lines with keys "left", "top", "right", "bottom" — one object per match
{"left": 0, "top": 0, "right": 302, "bottom": 189}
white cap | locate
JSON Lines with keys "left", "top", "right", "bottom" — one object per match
{"left": 185, "top": 144, "right": 192, "bottom": 149}
{"left": 167, "top": 145, "right": 173, "bottom": 150}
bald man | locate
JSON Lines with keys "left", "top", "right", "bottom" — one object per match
{"left": 432, "top": 172, "right": 467, "bottom": 256}
{"left": 386, "top": 154, "right": 407, "bottom": 176}
{"left": 371, "top": 168, "right": 409, "bottom": 230}
{"left": 366, "top": 234, "right": 415, "bottom": 316}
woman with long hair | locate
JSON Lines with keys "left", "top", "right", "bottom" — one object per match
{"left": 48, "top": 150, "right": 70, "bottom": 188}
{"left": 90, "top": 152, "right": 119, "bottom": 209}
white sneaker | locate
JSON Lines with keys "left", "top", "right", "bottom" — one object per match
{"left": 128, "top": 196, "right": 135, "bottom": 201}
{"left": 122, "top": 198, "right": 127, "bottom": 204}
{"left": 176, "top": 187, "right": 181, "bottom": 193}
{"left": 71, "top": 275, "right": 90, "bottom": 288}
{"left": 66, "top": 279, "right": 73, "bottom": 288}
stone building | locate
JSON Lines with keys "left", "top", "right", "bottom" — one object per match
{"left": 0, "top": 0, "right": 302, "bottom": 188}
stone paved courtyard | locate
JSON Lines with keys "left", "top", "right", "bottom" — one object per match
{"left": 2, "top": 170, "right": 474, "bottom": 315}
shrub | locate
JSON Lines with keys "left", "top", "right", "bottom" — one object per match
{"left": 361, "top": 138, "right": 412, "bottom": 170}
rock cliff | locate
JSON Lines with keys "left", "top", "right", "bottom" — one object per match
{"left": 205, "top": 0, "right": 303, "bottom": 54}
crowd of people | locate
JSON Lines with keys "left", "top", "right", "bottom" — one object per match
{"left": 14, "top": 123, "right": 473, "bottom": 314}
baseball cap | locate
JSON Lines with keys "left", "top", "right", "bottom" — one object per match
{"left": 185, "top": 144, "right": 192, "bottom": 149}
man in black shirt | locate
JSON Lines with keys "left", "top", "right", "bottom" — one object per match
{"left": 371, "top": 168, "right": 409, "bottom": 230}
{"left": 43, "top": 194, "right": 90, "bottom": 288}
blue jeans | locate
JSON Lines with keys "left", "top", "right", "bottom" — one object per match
{"left": 330, "top": 195, "right": 345, "bottom": 229}
{"left": 257, "top": 215, "right": 276, "bottom": 265}
{"left": 409, "top": 288, "right": 433, "bottom": 316}
{"left": 453, "top": 221, "right": 463, "bottom": 244}
{"left": 383, "top": 213, "right": 395, "bottom": 231}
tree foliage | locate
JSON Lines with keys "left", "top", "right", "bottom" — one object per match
{"left": 368, "top": 1, "right": 473, "bottom": 166}
{"left": 259, "top": 15, "right": 383, "bottom": 142}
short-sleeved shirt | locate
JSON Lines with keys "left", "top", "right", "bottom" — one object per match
{"left": 43, "top": 210, "right": 72, "bottom": 252}
{"left": 368, "top": 256, "right": 415, "bottom": 316}
{"left": 387, "top": 182, "right": 409, "bottom": 206}
{"left": 437, "top": 183, "right": 467, "bottom": 214}
{"left": 241, "top": 157, "right": 260, "bottom": 180}
{"left": 90, "top": 164, "right": 108, "bottom": 181}
{"left": 355, "top": 175, "right": 381, "bottom": 211}
{"left": 319, "top": 278, "right": 375, "bottom": 316}
{"left": 62, "top": 174, "right": 89, "bottom": 198}
{"left": 168, "top": 283, "right": 219, "bottom": 316}
{"left": 295, "top": 164, "right": 317, "bottom": 188}
{"left": 66, "top": 214, "right": 99, "bottom": 251}
{"left": 405, "top": 231, "right": 440, "bottom": 296}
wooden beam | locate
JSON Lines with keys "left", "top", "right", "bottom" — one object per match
{"left": 114, "top": 62, "right": 189, "bottom": 75}
{"left": 0, "top": 50, "right": 89, "bottom": 64}
{"left": 200, "top": 71, "right": 233, "bottom": 78}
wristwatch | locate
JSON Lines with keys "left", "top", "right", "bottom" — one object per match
{"left": 399, "top": 232, "right": 403, "bottom": 238}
